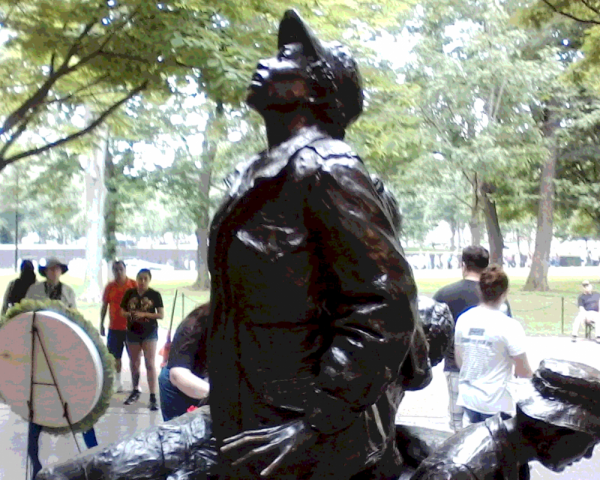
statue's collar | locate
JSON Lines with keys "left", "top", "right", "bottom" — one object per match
{"left": 229, "top": 125, "right": 329, "bottom": 198}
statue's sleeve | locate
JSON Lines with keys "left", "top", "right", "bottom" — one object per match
{"left": 410, "top": 463, "right": 478, "bottom": 480}
{"left": 301, "top": 150, "right": 419, "bottom": 434}
{"left": 35, "top": 407, "right": 216, "bottom": 480}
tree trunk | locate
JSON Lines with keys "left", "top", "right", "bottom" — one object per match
{"left": 195, "top": 226, "right": 210, "bottom": 289}
{"left": 104, "top": 140, "right": 118, "bottom": 261}
{"left": 468, "top": 173, "right": 482, "bottom": 246}
{"left": 524, "top": 113, "right": 559, "bottom": 291}
{"left": 469, "top": 207, "right": 482, "bottom": 247}
{"left": 480, "top": 183, "right": 503, "bottom": 265}
{"left": 81, "top": 123, "right": 108, "bottom": 302}
{"left": 192, "top": 102, "right": 222, "bottom": 289}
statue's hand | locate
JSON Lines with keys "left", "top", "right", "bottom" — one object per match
{"left": 221, "top": 420, "right": 315, "bottom": 477}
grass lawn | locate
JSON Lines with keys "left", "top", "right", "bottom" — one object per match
{"left": 0, "top": 269, "right": 591, "bottom": 337}
{"left": 417, "top": 274, "right": 586, "bottom": 336}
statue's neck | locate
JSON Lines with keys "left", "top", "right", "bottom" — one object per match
{"left": 264, "top": 111, "right": 316, "bottom": 150}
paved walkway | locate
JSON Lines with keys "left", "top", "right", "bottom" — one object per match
{"left": 2, "top": 329, "right": 600, "bottom": 479}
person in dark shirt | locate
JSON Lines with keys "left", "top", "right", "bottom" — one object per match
{"left": 433, "top": 245, "right": 490, "bottom": 432}
{"left": 158, "top": 303, "right": 210, "bottom": 421}
{"left": 571, "top": 280, "right": 600, "bottom": 343}
{"left": 120, "top": 268, "right": 164, "bottom": 411}
{"left": 1, "top": 259, "right": 36, "bottom": 315}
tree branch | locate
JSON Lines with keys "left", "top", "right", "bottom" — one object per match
{"left": 581, "top": 0, "right": 600, "bottom": 16}
{"left": 451, "top": 191, "right": 473, "bottom": 209}
{"left": 0, "top": 18, "right": 99, "bottom": 137}
{"left": 40, "top": 75, "right": 110, "bottom": 107}
{"left": 98, "top": 50, "right": 195, "bottom": 69}
{"left": 59, "top": 18, "right": 99, "bottom": 72}
{"left": 0, "top": 109, "right": 36, "bottom": 159}
{"left": 491, "top": 77, "right": 507, "bottom": 123}
{"left": 65, "top": 8, "right": 142, "bottom": 74}
{"left": 541, "top": 0, "right": 600, "bottom": 25}
{"left": 49, "top": 52, "right": 56, "bottom": 76}
{"left": 0, "top": 10, "right": 139, "bottom": 138}
{"left": 462, "top": 169, "right": 475, "bottom": 187}
{"left": 1, "top": 82, "right": 148, "bottom": 169}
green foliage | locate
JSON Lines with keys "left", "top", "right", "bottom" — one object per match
{"left": 396, "top": 0, "right": 570, "bottom": 245}
{"left": 519, "top": 0, "right": 600, "bottom": 91}
{"left": 0, "top": 153, "right": 85, "bottom": 244}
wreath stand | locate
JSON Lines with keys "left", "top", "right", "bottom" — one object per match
{"left": 25, "top": 311, "right": 87, "bottom": 480}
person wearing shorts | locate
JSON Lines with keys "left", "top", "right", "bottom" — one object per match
{"left": 120, "top": 268, "right": 164, "bottom": 411}
{"left": 100, "top": 261, "right": 136, "bottom": 392}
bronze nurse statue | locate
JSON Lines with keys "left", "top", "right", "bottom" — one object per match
{"left": 206, "top": 8, "right": 423, "bottom": 480}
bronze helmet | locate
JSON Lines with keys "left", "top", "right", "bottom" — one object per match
{"left": 517, "top": 358, "right": 600, "bottom": 438}
{"left": 277, "top": 9, "right": 363, "bottom": 134}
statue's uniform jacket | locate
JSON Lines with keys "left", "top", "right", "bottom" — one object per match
{"left": 411, "top": 414, "right": 529, "bottom": 480}
{"left": 207, "top": 126, "right": 421, "bottom": 477}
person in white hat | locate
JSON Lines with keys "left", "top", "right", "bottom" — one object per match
{"left": 25, "top": 258, "right": 77, "bottom": 309}
{"left": 25, "top": 258, "right": 77, "bottom": 308}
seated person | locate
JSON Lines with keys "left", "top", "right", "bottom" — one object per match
{"left": 158, "top": 303, "right": 210, "bottom": 421}
{"left": 411, "top": 358, "right": 600, "bottom": 479}
{"left": 571, "top": 280, "right": 600, "bottom": 342}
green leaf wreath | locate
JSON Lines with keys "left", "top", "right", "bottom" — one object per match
{"left": 0, "top": 299, "right": 115, "bottom": 435}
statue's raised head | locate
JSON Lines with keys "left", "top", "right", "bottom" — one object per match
{"left": 248, "top": 9, "right": 363, "bottom": 139}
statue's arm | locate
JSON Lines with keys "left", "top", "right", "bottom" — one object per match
{"left": 302, "top": 154, "right": 419, "bottom": 433}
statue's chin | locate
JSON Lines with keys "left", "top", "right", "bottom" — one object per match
{"left": 246, "top": 90, "right": 266, "bottom": 115}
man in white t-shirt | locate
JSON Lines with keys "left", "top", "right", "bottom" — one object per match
{"left": 455, "top": 265, "right": 533, "bottom": 426}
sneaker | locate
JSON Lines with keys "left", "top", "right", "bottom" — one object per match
{"left": 115, "top": 382, "right": 124, "bottom": 393}
{"left": 124, "top": 390, "right": 141, "bottom": 405}
{"left": 572, "top": 336, "right": 577, "bottom": 343}
{"left": 149, "top": 398, "right": 159, "bottom": 411}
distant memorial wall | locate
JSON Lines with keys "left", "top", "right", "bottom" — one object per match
{"left": 0, "top": 245, "right": 199, "bottom": 270}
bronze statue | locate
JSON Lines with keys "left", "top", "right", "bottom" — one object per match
{"left": 411, "top": 358, "right": 600, "bottom": 479}
{"left": 34, "top": 296, "right": 453, "bottom": 480}
{"left": 206, "top": 8, "right": 423, "bottom": 480}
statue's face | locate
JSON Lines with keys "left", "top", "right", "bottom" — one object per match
{"left": 534, "top": 425, "right": 596, "bottom": 472}
{"left": 247, "top": 43, "right": 312, "bottom": 112}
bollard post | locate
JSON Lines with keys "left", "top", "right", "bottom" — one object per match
{"left": 561, "top": 296, "right": 564, "bottom": 335}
